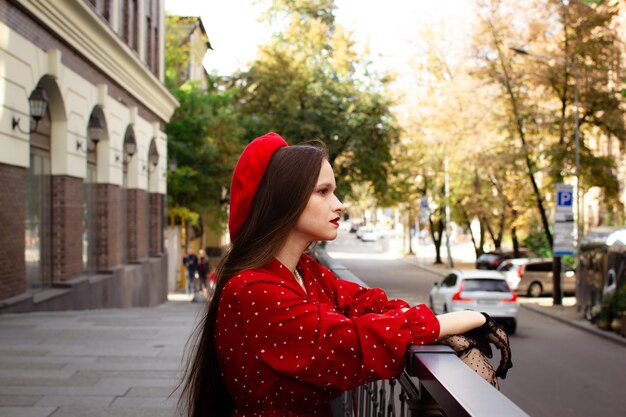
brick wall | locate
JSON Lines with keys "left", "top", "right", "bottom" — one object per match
{"left": 96, "top": 183, "right": 120, "bottom": 269}
{"left": 126, "top": 189, "right": 148, "bottom": 262}
{"left": 149, "top": 192, "right": 163, "bottom": 255}
{"left": 51, "top": 176, "right": 83, "bottom": 282}
{"left": 0, "top": 163, "right": 26, "bottom": 300}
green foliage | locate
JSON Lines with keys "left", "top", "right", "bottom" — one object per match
{"left": 236, "top": 0, "right": 399, "bottom": 201}
{"left": 523, "top": 228, "right": 552, "bottom": 258}
{"left": 166, "top": 78, "right": 246, "bottom": 233}
{"left": 614, "top": 283, "right": 626, "bottom": 316}
{"left": 596, "top": 292, "right": 614, "bottom": 321}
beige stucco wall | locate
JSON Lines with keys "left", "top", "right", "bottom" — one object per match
{"left": 0, "top": 15, "right": 171, "bottom": 194}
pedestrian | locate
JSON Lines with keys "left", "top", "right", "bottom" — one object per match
{"left": 183, "top": 248, "right": 198, "bottom": 295}
{"left": 197, "top": 249, "right": 211, "bottom": 294}
{"left": 178, "top": 132, "right": 512, "bottom": 417}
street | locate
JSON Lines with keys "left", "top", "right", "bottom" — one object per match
{"left": 327, "top": 230, "right": 626, "bottom": 417}
{"left": 1, "top": 231, "right": 624, "bottom": 417}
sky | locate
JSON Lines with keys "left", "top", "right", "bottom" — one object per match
{"left": 163, "top": 0, "right": 476, "bottom": 77}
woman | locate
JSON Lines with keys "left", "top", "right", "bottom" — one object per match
{"left": 179, "top": 132, "right": 511, "bottom": 417}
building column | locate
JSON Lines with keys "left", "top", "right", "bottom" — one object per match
{"left": 51, "top": 175, "right": 84, "bottom": 282}
{"left": 96, "top": 183, "right": 121, "bottom": 270}
{"left": 149, "top": 192, "right": 164, "bottom": 256}
{"left": 0, "top": 163, "right": 27, "bottom": 300}
{"left": 127, "top": 188, "right": 148, "bottom": 261}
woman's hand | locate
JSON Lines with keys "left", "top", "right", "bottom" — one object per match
{"left": 436, "top": 310, "right": 486, "bottom": 338}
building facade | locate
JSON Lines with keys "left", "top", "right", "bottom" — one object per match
{"left": 0, "top": 0, "right": 178, "bottom": 312}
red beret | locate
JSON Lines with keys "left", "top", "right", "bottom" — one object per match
{"left": 229, "top": 132, "right": 288, "bottom": 240}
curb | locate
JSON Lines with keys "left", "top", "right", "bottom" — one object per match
{"left": 521, "top": 303, "right": 626, "bottom": 348}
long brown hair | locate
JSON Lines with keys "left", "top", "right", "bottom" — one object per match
{"left": 178, "top": 142, "right": 328, "bottom": 417}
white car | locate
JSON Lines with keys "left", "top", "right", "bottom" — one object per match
{"left": 496, "top": 258, "right": 544, "bottom": 290}
{"left": 357, "top": 226, "right": 380, "bottom": 241}
{"left": 429, "top": 269, "right": 518, "bottom": 334}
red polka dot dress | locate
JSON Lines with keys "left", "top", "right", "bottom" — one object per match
{"left": 215, "top": 254, "right": 440, "bottom": 417}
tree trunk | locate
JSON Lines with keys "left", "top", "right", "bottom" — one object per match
{"left": 429, "top": 217, "right": 444, "bottom": 265}
{"left": 459, "top": 203, "right": 481, "bottom": 258}
{"left": 511, "top": 226, "right": 520, "bottom": 257}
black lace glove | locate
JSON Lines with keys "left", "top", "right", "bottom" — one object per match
{"left": 439, "top": 334, "right": 500, "bottom": 389}
{"left": 466, "top": 312, "right": 513, "bottom": 379}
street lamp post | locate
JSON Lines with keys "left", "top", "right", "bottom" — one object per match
{"left": 511, "top": 47, "right": 581, "bottom": 305}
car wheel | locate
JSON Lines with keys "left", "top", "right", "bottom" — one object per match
{"left": 528, "top": 282, "right": 543, "bottom": 297}
{"left": 443, "top": 304, "right": 448, "bottom": 313}
{"left": 429, "top": 296, "right": 434, "bottom": 311}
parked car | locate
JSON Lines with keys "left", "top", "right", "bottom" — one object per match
{"left": 496, "top": 258, "right": 546, "bottom": 291}
{"left": 500, "top": 259, "right": 576, "bottom": 297}
{"left": 429, "top": 270, "right": 518, "bottom": 334}
{"left": 358, "top": 226, "right": 380, "bottom": 242}
{"left": 475, "top": 250, "right": 528, "bottom": 270}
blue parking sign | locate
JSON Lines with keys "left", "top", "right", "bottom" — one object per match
{"left": 557, "top": 190, "right": 573, "bottom": 207}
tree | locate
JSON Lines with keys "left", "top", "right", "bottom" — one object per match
{"left": 235, "top": 0, "right": 400, "bottom": 201}
{"left": 166, "top": 78, "right": 246, "bottom": 233}
{"left": 165, "top": 16, "right": 246, "bottom": 233}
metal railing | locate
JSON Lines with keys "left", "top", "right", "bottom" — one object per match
{"left": 315, "top": 248, "right": 530, "bottom": 417}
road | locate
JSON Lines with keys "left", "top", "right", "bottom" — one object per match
{"left": 327, "top": 230, "right": 626, "bottom": 417}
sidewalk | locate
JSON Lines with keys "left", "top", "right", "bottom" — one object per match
{"left": 0, "top": 293, "right": 204, "bottom": 417}
{"left": 403, "top": 254, "right": 626, "bottom": 348}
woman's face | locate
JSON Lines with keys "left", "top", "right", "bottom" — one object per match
{"left": 293, "top": 160, "right": 345, "bottom": 243}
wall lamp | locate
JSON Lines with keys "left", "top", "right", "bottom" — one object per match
{"left": 88, "top": 114, "right": 104, "bottom": 145}
{"left": 147, "top": 138, "right": 159, "bottom": 173}
{"left": 123, "top": 132, "right": 137, "bottom": 164}
{"left": 11, "top": 86, "right": 48, "bottom": 134}
{"left": 77, "top": 114, "right": 106, "bottom": 153}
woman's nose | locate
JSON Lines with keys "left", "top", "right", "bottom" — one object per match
{"left": 333, "top": 195, "right": 345, "bottom": 213}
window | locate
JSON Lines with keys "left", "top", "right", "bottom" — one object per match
{"left": 498, "top": 262, "right": 513, "bottom": 272}
{"left": 463, "top": 279, "right": 511, "bottom": 292}
{"left": 122, "top": 0, "right": 139, "bottom": 51}
{"left": 526, "top": 262, "right": 552, "bottom": 272}
{"left": 442, "top": 274, "right": 457, "bottom": 287}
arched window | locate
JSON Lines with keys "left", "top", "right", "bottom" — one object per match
{"left": 121, "top": 126, "right": 137, "bottom": 264}
{"left": 83, "top": 108, "right": 106, "bottom": 274}
{"left": 25, "top": 95, "right": 52, "bottom": 289}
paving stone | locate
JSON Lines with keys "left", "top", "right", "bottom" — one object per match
{"left": 72, "top": 370, "right": 179, "bottom": 379}
{"left": 35, "top": 395, "right": 114, "bottom": 407}
{"left": 0, "top": 406, "right": 57, "bottom": 417}
{"left": 0, "top": 362, "right": 65, "bottom": 370}
{"left": 0, "top": 382, "right": 129, "bottom": 396}
{"left": 0, "top": 395, "right": 41, "bottom": 406}
{"left": 110, "top": 396, "right": 177, "bottom": 408}
{"left": 49, "top": 406, "right": 180, "bottom": 417}
{"left": 0, "top": 374, "right": 98, "bottom": 387}
{"left": 125, "top": 386, "right": 179, "bottom": 398}
{"left": 0, "top": 298, "right": 201, "bottom": 415}
{"left": 0, "top": 369, "right": 76, "bottom": 379}
{"left": 0, "top": 350, "right": 51, "bottom": 357}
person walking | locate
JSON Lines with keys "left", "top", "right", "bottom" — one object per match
{"left": 184, "top": 248, "right": 198, "bottom": 295}
{"left": 197, "top": 249, "right": 211, "bottom": 294}
{"left": 179, "top": 132, "right": 512, "bottom": 417}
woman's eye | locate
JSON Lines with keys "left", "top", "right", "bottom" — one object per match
{"left": 319, "top": 188, "right": 329, "bottom": 196}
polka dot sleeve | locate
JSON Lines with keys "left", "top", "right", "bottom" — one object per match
{"left": 238, "top": 279, "right": 438, "bottom": 392}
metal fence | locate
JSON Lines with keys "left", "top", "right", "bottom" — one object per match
{"left": 315, "top": 247, "right": 530, "bottom": 417}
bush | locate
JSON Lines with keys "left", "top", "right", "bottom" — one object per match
{"left": 524, "top": 229, "right": 551, "bottom": 258}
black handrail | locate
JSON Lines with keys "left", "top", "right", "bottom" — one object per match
{"left": 315, "top": 247, "right": 530, "bottom": 417}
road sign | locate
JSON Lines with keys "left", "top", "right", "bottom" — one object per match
{"left": 553, "top": 183, "right": 574, "bottom": 256}
{"left": 419, "top": 197, "right": 430, "bottom": 223}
